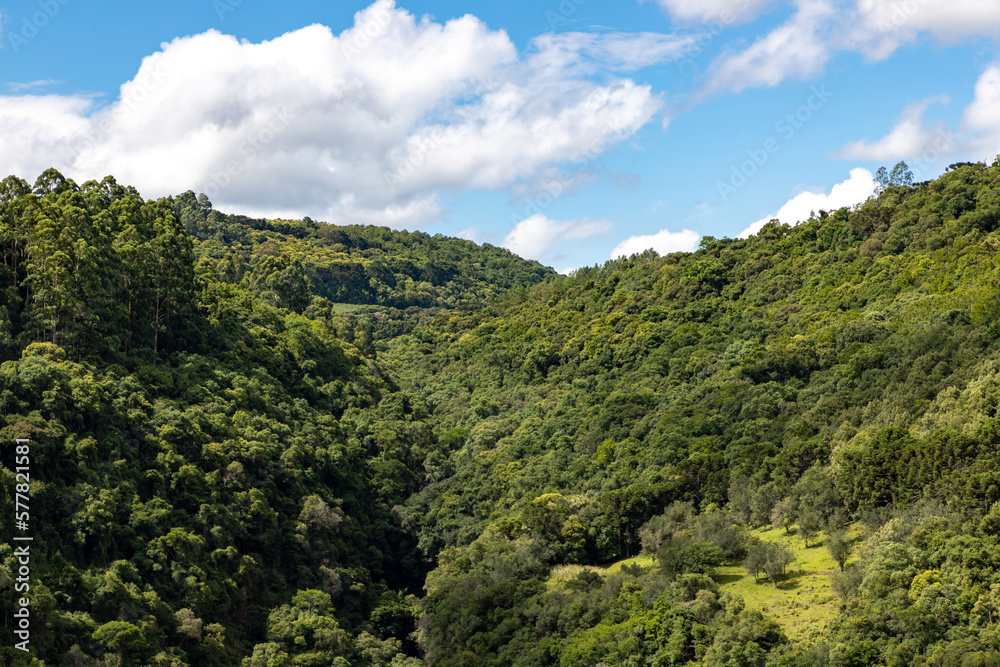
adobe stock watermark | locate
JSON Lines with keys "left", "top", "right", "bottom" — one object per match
{"left": 7, "top": 0, "right": 71, "bottom": 54}
{"left": 202, "top": 108, "right": 295, "bottom": 198}
{"left": 214, "top": 0, "right": 244, "bottom": 21}
{"left": 672, "top": 0, "right": 755, "bottom": 72}
{"left": 909, "top": 127, "right": 958, "bottom": 182}
{"left": 384, "top": 71, "right": 506, "bottom": 191}
{"left": 59, "top": 63, "right": 167, "bottom": 172}
{"left": 717, "top": 84, "right": 834, "bottom": 203}
{"left": 384, "top": 128, "right": 449, "bottom": 192}
{"left": 510, "top": 115, "right": 634, "bottom": 226}
{"left": 340, "top": 4, "right": 393, "bottom": 61}
{"left": 12, "top": 438, "right": 32, "bottom": 653}
{"left": 876, "top": 0, "right": 932, "bottom": 33}
{"left": 546, "top": 0, "right": 587, "bottom": 29}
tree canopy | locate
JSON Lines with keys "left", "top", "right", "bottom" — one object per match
{"left": 6, "top": 161, "right": 1000, "bottom": 664}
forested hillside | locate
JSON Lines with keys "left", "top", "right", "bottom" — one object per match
{"left": 6, "top": 161, "right": 1000, "bottom": 665}
{"left": 0, "top": 169, "right": 547, "bottom": 666}
{"left": 168, "top": 190, "right": 553, "bottom": 311}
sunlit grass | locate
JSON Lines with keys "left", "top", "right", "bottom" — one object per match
{"left": 712, "top": 523, "right": 861, "bottom": 642}
{"left": 546, "top": 555, "right": 654, "bottom": 587}
{"left": 545, "top": 524, "right": 859, "bottom": 643}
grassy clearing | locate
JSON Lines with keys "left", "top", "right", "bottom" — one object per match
{"left": 713, "top": 524, "right": 861, "bottom": 642}
{"left": 326, "top": 302, "right": 370, "bottom": 313}
{"left": 546, "top": 555, "right": 655, "bottom": 587}
{"left": 546, "top": 526, "right": 860, "bottom": 642}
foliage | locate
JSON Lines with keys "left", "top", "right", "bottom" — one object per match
{"left": 8, "top": 161, "right": 1000, "bottom": 664}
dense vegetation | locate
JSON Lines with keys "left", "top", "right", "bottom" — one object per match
{"left": 168, "top": 190, "right": 552, "bottom": 311}
{"left": 6, "top": 160, "right": 1000, "bottom": 664}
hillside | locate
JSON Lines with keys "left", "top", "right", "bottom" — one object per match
{"left": 4, "top": 162, "right": 1000, "bottom": 665}
{"left": 169, "top": 190, "right": 554, "bottom": 311}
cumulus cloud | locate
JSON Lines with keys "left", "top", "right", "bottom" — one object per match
{"left": 0, "top": 0, "right": 676, "bottom": 227}
{"left": 737, "top": 167, "right": 874, "bottom": 238}
{"left": 699, "top": 0, "right": 1000, "bottom": 95}
{"left": 835, "top": 96, "right": 951, "bottom": 161}
{"left": 833, "top": 65, "right": 1000, "bottom": 177}
{"left": 850, "top": 0, "right": 1000, "bottom": 60}
{"left": 503, "top": 214, "right": 612, "bottom": 263}
{"left": 703, "top": 0, "right": 835, "bottom": 94}
{"left": 644, "top": 0, "right": 778, "bottom": 24}
{"left": 961, "top": 64, "right": 1000, "bottom": 161}
{"left": 610, "top": 227, "right": 700, "bottom": 258}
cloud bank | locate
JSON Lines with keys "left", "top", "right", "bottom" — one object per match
{"left": 503, "top": 214, "right": 612, "bottom": 264}
{"left": 0, "top": 0, "right": 683, "bottom": 228}
{"left": 610, "top": 228, "right": 700, "bottom": 258}
{"left": 698, "top": 0, "right": 1000, "bottom": 96}
{"left": 738, "top": 167, "right": 875, "bottom": 238}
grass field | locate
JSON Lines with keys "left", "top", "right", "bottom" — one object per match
{"left": 711, "top": 525, "right": 859, "bottom": 642}
{"left": 326, "top": 302, "right": 371, "bottom": 314}
{"left": 546, "top": 525, "right": 859, "bottom": 641}
{"left": 547, "top": 555, "right": 655, "bottom": 587}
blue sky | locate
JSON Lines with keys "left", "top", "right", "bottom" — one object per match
{"left": 3, "top": 0, "right": 1000, "bottom": 273}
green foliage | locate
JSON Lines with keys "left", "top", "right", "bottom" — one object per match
{"left": 9, "top": 162, "right": 1000, "bottom": 664}
{"left": 826, "top": 529, "right": 853, "bottom": 571}
{"left": 169, "top": 190, "right": 553, "bottom": 311}
{"left": 0, "top": 169, "right": 446, "bottom": 665}
{"left": 743, "top": 541, "right": 794, "bottom": 587}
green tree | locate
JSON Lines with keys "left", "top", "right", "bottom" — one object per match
{"left": 797, "top": 509, "right": 823, "bottom": 548}
{"left": 93, "top": 621, "right": 149, "bottom": 667}
{"left": 826, "top": 530, "right": 852, "bottom": 571}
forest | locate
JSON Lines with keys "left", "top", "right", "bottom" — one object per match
{"left": 5, "top": 161, "right": 1000, "bottom": 665}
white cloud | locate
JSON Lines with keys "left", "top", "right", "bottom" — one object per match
{"left": 503, "top": 214, "right": 612, "bottom": 262}
{"left": 835, "top": 96, "right": 950, "bottom": 161}
{"left": 456, "top": 227, "right": 480, "bottom": 242}
{"left": 0, "top": 0, "right": 674, "bottom": 228}
{"left": 528, "top": 31, "right": 694, "bottom": 75}
{"left": 5, "top": 79, "right": 62, "bottom": 92}
{"left": 851, "top": 0, "right": 1000, "bottom": 60}
{"left": 961, "top": 64, "right": 1000, "bottom": 162}
{"left": 0, "top": 94, "right": 94, "bottom": 180}
{"left": 832, "top": 65, "right": 1000, "bottom": 178}
{"left": 699, "top": 0, "right": 1000, "bottom": 95}
{"left": 610, "top": 227, "right": 700, "bottom": 258}
{"left": 703, "top": 0, "right": 835, "bottom": 94}
{"left": 644, "top": 0, "right": 778, "bottom": 24}
{"left": 737, "top": 168, "right": 874, "bottom": 238}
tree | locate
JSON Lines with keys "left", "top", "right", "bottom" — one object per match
{"left": 771, "top": 498, "right": 795, "bottom": 534}
{"left": 873, "top": 162, "right": 914, "bottom": 194}
{"left": 144, "top": 201, "right": 195, "bottom": 358}
{"left": 743, "top": 540, "right": 767, "bottom": 583}
{"left": 874, "top": 166, "right": 890, "bottom": 195}
{"left": 826, "top": 529, "right": 852, "bottom": 571}
{"left": 743, "top": 541, "right": 794, "bottom": 587}
{"left": 798, "top": 508, "right": 823, "bottom": 548}
{"left": 657, "top": 535, "right": 725, "bottom": 578}
{"left": 761, "top": 544, "right": 794, "bottom": 588}
{"left": 93, "top": 621, "right": 149, "bottom": 667}
{"left": 790, "top": 466, "right": 842, "bottom": 525}
{"left": 890, "top": 161, "right": 914, "bottom": 187}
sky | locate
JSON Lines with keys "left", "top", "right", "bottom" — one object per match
{"left": 2, "top": 0, "right": 1000, "bottom": 273}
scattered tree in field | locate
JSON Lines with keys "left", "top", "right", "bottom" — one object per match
{"left": 658, "top": 535, "right": 725, "bottom": 578}
{"left": 771, "top": 498, "right": 795, "bottom": 534}
{"left": 826, "top": 529, "right": 852, "bottom": 571}
{"left": 798, "top": 508, "right": 823, "bottom": 548}
{"left": 743, "top": 541, "right": 794, "bottom": 587}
